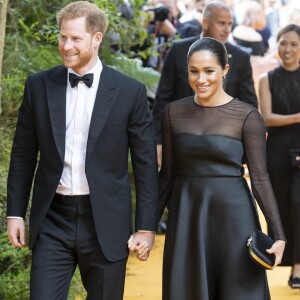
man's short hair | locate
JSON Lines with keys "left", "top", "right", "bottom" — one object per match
{"left": 57, "top": 1, "right": 108, "bottom": 35}
{"left": 203, "top": 1, "right": 231, "bottom": 20}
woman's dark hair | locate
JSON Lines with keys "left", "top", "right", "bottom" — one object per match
{"left": 277, "top": 24, "right": 300, "bottom": 42}
{"left": 187, "top": 37, "right": 228, "bottom": 69}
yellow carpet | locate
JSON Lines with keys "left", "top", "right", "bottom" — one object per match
{"left": 124, "top": 234, "right": 300, "bottom": 300}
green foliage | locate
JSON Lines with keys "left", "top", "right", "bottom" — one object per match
{"left": 2, "top": 43, "right": 61, "bottom": 116}
{"left": 0, "top": 120, "right": 31, "bottom": 299}
{"left": 0, "top": 232, "right": 31, "bottom": 299}
{"left": 0, "top": 119, "right": 14, "bottom": 217}
{"left": 68, "top": 268, "right": 87, "bottom": 300}
{"left": 110, "top": 52, "right": 160, "bottom": 99}
{"left": 96, "top": 0, "right": 154, "bottom": 59}
{"left": 2, "top": 0, "right": 159, "bottom": 117}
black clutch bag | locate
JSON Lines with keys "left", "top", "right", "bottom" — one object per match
{"left": 247, "top": 230, "right": 275, "bottom": 270}
{"left": 290, "top": 149, "right": 300, "bottom": 169}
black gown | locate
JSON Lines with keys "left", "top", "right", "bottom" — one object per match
{"left": 267, "top": 66, "right": 300, "bottom": 266}
{"left": 159, "top": 97, "right": 285, "bottom": 300}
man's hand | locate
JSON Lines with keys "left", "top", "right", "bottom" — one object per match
{"left": 7, "top": 218, "right": 26, "bottom": 248}
{"left": 127, "top": 231, "right": 155, "bottom": 261}
{"left": 157, "top": 144, "right": 162, "bottom": 168}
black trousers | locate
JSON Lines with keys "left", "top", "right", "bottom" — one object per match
{"left": 30, "top": 194, "right": 127, "bottom": 300}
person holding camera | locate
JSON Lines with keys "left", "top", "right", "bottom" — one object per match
{"left": 176, "top": 0, "right": 205, "bottom": 38}
{"left": 143, "top": 3, "right": 177, "bottom": 71}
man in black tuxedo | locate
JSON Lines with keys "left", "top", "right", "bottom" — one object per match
{"left": 6, "top": 2, "right": 158, "bottom": 299}
{"left": 153, "top": 1, "right": 258, "bottom": 166}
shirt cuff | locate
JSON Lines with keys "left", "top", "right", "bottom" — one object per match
{"left": 7, "top": 216, "right": 23, "bottom": 219}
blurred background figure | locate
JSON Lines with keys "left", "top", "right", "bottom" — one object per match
{"left": 289, "top": 8, "right": 300, "bottom": 26}
{"left": 176, "top": 0, "right": 205, "bottom": 38}
{"left": 177, "top": 0, "right": 206, "bottom": 17}
{"left": 282, "top": 0, "right": 300, "bottom": 26}
{"left": 258, "top": 23, "right": 300, "bottom": 289}
{"left": 264, "top": 0, "right": 281, "bottom": 51}
{"left": 143, "top": 2, "right": 177, "bottom": 71}
{"left": 117, "top": 0, "right": 134, "bottom": 20}
{"left": 232, "top": 0, "right": 269, "bottom": 56}
{"left": 149, "top": 0, "right": 181, "bottom": 20}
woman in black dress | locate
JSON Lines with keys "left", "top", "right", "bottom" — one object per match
{"left": 159, "top": 37, "right": 286, "bottom": 300}
{"left": 259, "top": 24, "right": 300, "bottom": 289}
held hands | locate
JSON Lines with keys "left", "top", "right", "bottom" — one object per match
{"left": 7, "top": 218, "right": 27, "bottom": 248}
{"left": 266, "top": 240, "right": 286, "bottom": 268}
{"left": 127, "top": 231, "right": 155, "bottom": 261}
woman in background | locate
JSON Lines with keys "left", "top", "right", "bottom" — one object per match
{"left": 259, "top": 23, "right": 300, "bottom": 289}
{"left": 232, "top": 0, "right": 268, "bottom": 56}
{"left": 159, "top": 37, "right": 285, "bottom": 300}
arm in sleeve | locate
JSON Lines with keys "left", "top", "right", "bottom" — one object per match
{"left": 152, "top": 44, "right": 177, "bottom": 144}
{"left": 128, "top": 83, "right": 159, "bottom": 232}
{"left": 7, "top": 76, "right": 38, "bottom": 218}
{"left": 237, "top": 54, "right": 258, "bottom": 109}
{"left": 243, "top": 109, "right": 286, "bottom": 241}
{"left": 158, "top": 105, "right": 175, "bottom": 220}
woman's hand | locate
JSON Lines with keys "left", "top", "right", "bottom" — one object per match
{"left": 266, "top": 240, "right": 286, "bottom": 268}
{"left": 127, "top": 231, "right": 155, "bottom": 261}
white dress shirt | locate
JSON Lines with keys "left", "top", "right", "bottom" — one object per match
{"left": 8, "top": 60, "right": 102, "bottom": 218}
{"left": 56, "top": 59, "right": 103, "bottom": 195}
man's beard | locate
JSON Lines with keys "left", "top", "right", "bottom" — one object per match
{"left": 60, "top": 48, "right": 94, "bottom": 72}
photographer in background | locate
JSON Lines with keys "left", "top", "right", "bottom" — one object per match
{"left": 143, "top": 3, "right": 177, "bottom": 71}
{"left": 176, "top": 0, "right": 205, "bottom": 38}
{"left": 142, "top": 1, "right": 204, "bottom": 71}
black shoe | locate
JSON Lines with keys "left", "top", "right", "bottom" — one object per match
{"left": 291, "top": 277, "right": 300, "bottom": 289}
{"left": 288, "top": 274, "right": 293, "bottom": 287}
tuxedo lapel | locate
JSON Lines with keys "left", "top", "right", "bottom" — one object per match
{"left": 45, "top": 66, "right": 67, "bottom": 163}
{"left": 86, "top": 65, "right": 121, "bottom": 159}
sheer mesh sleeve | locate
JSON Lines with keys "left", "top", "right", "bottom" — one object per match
{"left": 158, "top": 105, "right": 175, "bottom": 220}
{"left": 243, "top": 110, "right": 286, "bottom": 241}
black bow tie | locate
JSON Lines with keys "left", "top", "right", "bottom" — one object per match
{"left": 69, "top": 73, "right": 94, "bottom": 88}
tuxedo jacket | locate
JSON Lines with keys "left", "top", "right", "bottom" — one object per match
{"left": 152, "top": 36, "right": 258, "bottom": 143}
{"left": 7, "top": 63, "right": 159, "bottom": 262}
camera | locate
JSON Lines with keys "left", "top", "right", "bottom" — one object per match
{"left": 151, "top": 5, "right": 170, "bottom": 22}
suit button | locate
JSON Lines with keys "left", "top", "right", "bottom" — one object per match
{"left": 56, "top": 175, "right": 60, "bottom": 181}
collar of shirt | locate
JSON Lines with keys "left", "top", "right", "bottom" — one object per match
{"left": 57, "top": 58, "right": 103, "bottom": 195}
